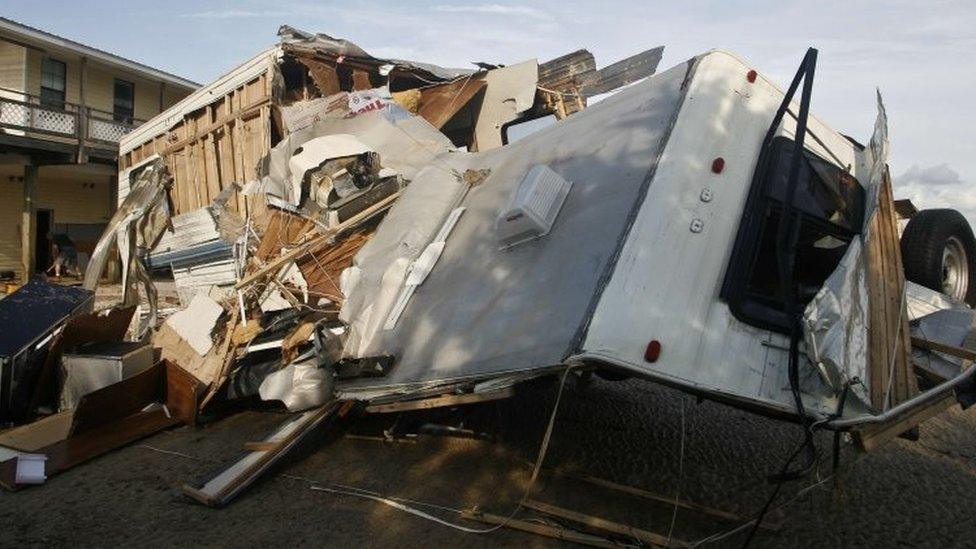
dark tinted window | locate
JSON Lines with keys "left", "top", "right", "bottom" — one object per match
{"left": 40, "top": 58, "right": 66, "bottom": 109}
{"left": 113, "top": 79, "right": 134, "bottom": 123}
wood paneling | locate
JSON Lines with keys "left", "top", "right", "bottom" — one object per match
{"left": 122, "top": 70, "right": 273, "bottom": 219}
{"left": 866, "top": 170, "right": 917, "bottom": 411}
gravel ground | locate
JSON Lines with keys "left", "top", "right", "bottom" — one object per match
{"left": 2, "top": 374, "right": 975, "bottom": 547}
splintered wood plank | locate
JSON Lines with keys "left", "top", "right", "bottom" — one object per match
{"left": 459, "top": 510, "right": 620, "bottom": 548}
{"left": 866, "top": 170, "right": 916, "bottom": 411}
{"left": 364, "top": 387, "right": 514, "bottom": 414}
{"left": 911, "top": 336, "right": 976, "bottom": 362}
{"left": 855, "top": 395, "right": 956, "bottom": 452}
{"left": 236, "top": 191, "right": 400, "bottom": 290}
{"left": 524, "top": 499, "right": 686, "bottom": 547}
{"left": 296, "top": 230, "right": 372, "bottom": 302}
{"left": 254, "top": 209, "right": 314, "bottom": 261}
{"left": 203, "top": 108, "right": 222, "bottom": 202}
{"left": 566, "top": 474, "right": 762, "bottom": 527}
{"left": 182, "top": 401, "right": 353, "bottom": 507}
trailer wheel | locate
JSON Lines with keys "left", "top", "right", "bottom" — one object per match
{"left": 900, "top": 209, "right": 976, "bottom": 306}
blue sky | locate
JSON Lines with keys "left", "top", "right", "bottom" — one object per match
{"left": 3, "top": 0, "right": 975, "bottom": 222}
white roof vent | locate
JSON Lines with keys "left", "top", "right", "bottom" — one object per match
{"left": 496, "top": 165, "right": 572, "bottom": 249}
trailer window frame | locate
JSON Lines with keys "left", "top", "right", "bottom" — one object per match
{"left": 721, "top": 136, "right": 864, "bottom": 333}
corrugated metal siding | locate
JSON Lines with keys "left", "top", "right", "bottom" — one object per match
{"left": 0, "top": 178, "right": 25, "bottom": 279}
{"left": 151, "top": 208, "right": 220, "bottom": 255}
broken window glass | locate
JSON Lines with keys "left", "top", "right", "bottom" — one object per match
{"left": 723, "top": 136, "right": 864, "bottom": 332}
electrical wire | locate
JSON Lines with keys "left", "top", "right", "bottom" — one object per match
{"left": 139, "top": 364, "right": 578, "bottom": 538}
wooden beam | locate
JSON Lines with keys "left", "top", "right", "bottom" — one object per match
{"left": 523, "top": 499, "right": 686, "bottom": 548}
{"left": 459, "top": 510, "right": 622, "bottom": 548}
{"left": 855, "top": 395, "right": 957, "bottom": 452}
{"left": 78, "top": 56, "right": 88, "bottom": 162}
{"left": 565, "top": 474, "right": 779, "bottom": 531}
{"left": 182, "top": 401, "right": 354, "bottom": 507}
{"left": 866, "top": 171, "right": 916, "bottom": 410}
{"left": 21, "top": 164, "right": 37, "bottom": 281}
{"left": 162, "top": 95, "right": 270, "bottom": 156}
{"left": 365, "top": 387, "right": 515, "bottom": 414}
{"left": 910, "top": 336, "right": 976, "bottom": 363}
{"left": 235, "top": 191, "right": 400, "bottom": 290}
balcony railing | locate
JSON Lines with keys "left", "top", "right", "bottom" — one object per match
{"left": 0, "top": 87, "right": 145, "bottom": 147}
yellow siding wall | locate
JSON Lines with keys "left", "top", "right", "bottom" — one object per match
{"left": 20, "top": 49, "right": 192, "bottom": 121}
{"left": 73, "top": 63, "right": 173, "bottom": 121}
{"left": 0, "top": 166, "right": 112, "bottom": 280}
{"left": 37, "top": 169, "right": 112, "bottom": 224}
{"left": 133, "top": 75, "right": 161, "bottom": 121}
{"left": 163, "top": 86, "right": 185, "bottom": 110}
{"left": 84, "top": 63, "right": 114, "bottom": 113}
{"left": 25, "top": 48, "right": 82, "bottom": 105}
{"left": 0, "top": 169, "right": 25, "bottom": 280}
{"left": 0, "top": 40, "right": 25, "bottom": 92}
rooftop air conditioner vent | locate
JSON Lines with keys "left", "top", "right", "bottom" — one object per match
{"left": 496, "top": 164, "right": 573, "bottom": 249}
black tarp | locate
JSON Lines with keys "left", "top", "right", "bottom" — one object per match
{"left": 0, "top": 279, "right": 93, "bottom": 421}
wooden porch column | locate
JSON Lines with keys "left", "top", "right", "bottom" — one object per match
{"left": 78, "top": 56, "right": 89, "bottom": 163}
{"left": 21, "top": 164, "right": 37, "bottom": 280}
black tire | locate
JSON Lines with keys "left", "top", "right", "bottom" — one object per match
{"left": 900, "top": 208, "right": 976, "bottom": 306}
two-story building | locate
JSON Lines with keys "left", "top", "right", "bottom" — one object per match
{"left": 0, "top": 17, "right": 197, "bottom": 284}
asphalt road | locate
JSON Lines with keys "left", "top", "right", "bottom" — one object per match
{"left": 3, "top": 374, "right": 975, "bottom": 547}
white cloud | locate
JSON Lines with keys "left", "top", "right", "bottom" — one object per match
{"left": 894, "top": 164, "right": 976, "bottom": 228}
{"left": 896, "top": 164, "right": 964, "bottom": 187}
{"left": 431, "top": 4, "right": 549, "bottom": 20}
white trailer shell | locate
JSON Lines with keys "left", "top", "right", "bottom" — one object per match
{"left": 335, "top": 50, "right": 875, "bottom": 420}
{"left": 576, "top": 51, "right": 867, "bottom": 418}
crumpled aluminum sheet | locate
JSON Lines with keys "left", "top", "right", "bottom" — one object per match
{"left": 83, "top": 159, "right": 172, "bottom": 338}
{"left": 261, "top": 104, "right": 455, "bottom": 207}
{"left": 278, "top": 25, "right": 472, "bottom": 82}
{"left": 802, "top": 92, "right": 889, "bottom": 406}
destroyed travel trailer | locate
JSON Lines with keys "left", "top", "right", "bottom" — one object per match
{"left": 2, "top": 25, "right": 976, "bottom": 541}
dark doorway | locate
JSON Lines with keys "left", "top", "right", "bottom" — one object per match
{"left": 34, "top": 209, "right": 52, "bottom": 275}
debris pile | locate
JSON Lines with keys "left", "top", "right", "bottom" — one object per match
{"left": 4, "top": 28, "right": 976, "bottom": 548}
{"left": 0, "top": 27, "right": 664, "bottom": 502}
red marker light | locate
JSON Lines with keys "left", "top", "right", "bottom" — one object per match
{"left": 644, "top": 340, "right": 662, "bottom": 363}
{"left": 711, "top": 157, "right": 725, "bottom": 174}
{"left": 747, "top": 69, "right": 757, "bottom": 83}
